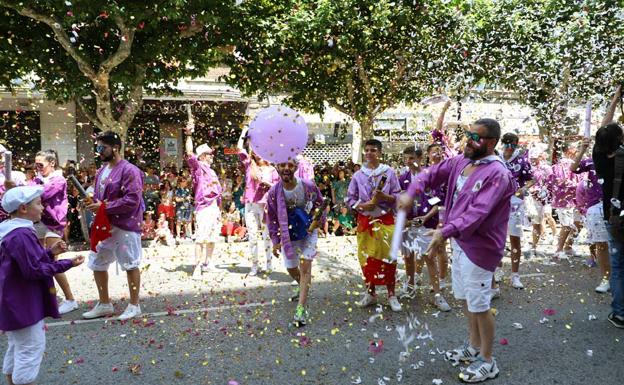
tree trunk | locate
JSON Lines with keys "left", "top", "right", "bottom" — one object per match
{"left": 351, "top": 116, "right": 375, "bottom": 164}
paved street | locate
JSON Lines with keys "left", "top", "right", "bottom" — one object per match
{"left": 3, "top": 235, "right": 623, "bottom": 385}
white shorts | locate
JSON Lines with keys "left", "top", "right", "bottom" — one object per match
{"left": 556, "top": 207, "right": 582, "bottom": 228}
{"left": 194, "top": 203, "right": 221, "bottom": 243}
{"left": 585, "top": 203, "right": 609, "bottom": 243}
{"left": 2, "top": 320, "right": 45, "bottom": 385}
{"left": 526, "top": 197, "right": 545, "bottom": 225}
{"left": 282, "top": 230, "right": 318, "bottom": 269}
{"left": 507, "top": 196, "right": 525, "bottom": 238}
{"left": 451, "top": 241, "right": 493, "bottom": 313}
{"left": 88, "top": 226, "right": 142, "bottom": 271}
{"left": 401, "top": 225, "right": 432, "bottom": 257}
{"left": 33, "top": 222, "right": 62, "bottom": 240}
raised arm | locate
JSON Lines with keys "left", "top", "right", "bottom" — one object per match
{"left": 601, "top": 84, "right": 622, "bottom": 127}
{"left": 570, "top": 137, "right": 590, "bottom": 172}
{"left": 436, "top": 100, "right": 452, "bottom": 133}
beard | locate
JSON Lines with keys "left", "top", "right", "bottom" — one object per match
{"left": 280, "top": 172, "right": 293, "bottom": 183}
{"left": 464, "top": 143, "right": 487, "bottom": 160}
{"left": 99, "top": 152, "right": 114, "bottom": 162}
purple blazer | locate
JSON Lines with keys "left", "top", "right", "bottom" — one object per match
{"left": 186, "top": 155, "right": 222, "bottom": 210}
{"left": 573, "top": 158, "right": 602, "bottom": 212}
{"left": 0, "top": 224, "right": 72, "bottom": 331}
{"left": 94, "top": 159, "right": 144, "bottom": 233}
{"left": 546, "top": 158, "right": 580, "bottom": 209}
{"left": 34, "top": 171, "right": 68, "bottom": 234}
{"left": 407, "top": 155, "right": 516, "bottom": 272}
{"left": 266, "top": 180, "right": 325, "bottom": 261}
{"left": 346, "top": 165, "right": 401, "bottom": 217}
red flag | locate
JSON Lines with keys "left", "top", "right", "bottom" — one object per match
{"left": 90, "top": 202, "right": 112, "bottom": 252}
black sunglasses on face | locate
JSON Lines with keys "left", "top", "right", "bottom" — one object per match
{"left": 464, "top": 131, "right": 495, "bottom": 142}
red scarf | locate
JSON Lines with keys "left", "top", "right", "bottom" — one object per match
{"left": 90, "top": 202, "right": 112, "bottom": 252}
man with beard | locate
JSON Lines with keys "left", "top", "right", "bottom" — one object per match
{"left": 266, "top": 158, "right": 324, "bottom": 326}
{"left": 83, "top": 131, "right": 144, "bottom": 321}
{"left": 399, "top": 119, "right": 515, "bottom": 383}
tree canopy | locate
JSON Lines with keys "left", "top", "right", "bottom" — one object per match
{"left": 0, "top": 0, "right": 236, "bottom": 136}
{"left": 226, "top": 0, "right": 473, "bottom": 139}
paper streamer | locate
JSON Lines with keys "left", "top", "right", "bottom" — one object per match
{"left": 390, "top": 209, "right": 407, "bottom": 262}
{"left": 584, "top": 101, "right": 591, "bottom": 138}
{"left": 4, "top": 151, "right": 11, "bottom": 182}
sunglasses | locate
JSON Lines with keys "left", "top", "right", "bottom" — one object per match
{"left": 96, "top": 145, "right": 107, "bottom": 154}
{"left": 35, "top": 163, "right": 45, "bottom": 168}
{"left": 503, "top": 143, "right": 518, "bottom": 149}
{"left": 464, "top": 131, "right": 495, "bottom": 143}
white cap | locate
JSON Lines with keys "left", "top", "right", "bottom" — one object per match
{"left": 195, "top": 144, "right": 214, "bottom": 156}
{"left": 1, "top": 186, "right": 44, "bottom": 214}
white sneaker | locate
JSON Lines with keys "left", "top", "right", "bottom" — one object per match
{"left": 82, "top": 302, "right": 114, "bottom": 319}
{"left": 58, "top": 300, "right": 79, "bottom": 315}
{"left": 249, "top": 264, "right": 259, "bottom": 276}
{"left": 494, "top": 269, "right": 504, "bottom": 283}
{"left": 191, "top": 265, "right": 203, "bottom": 279}
{"left": 595, "top": 279, "right": 610, "bottom": 293}
{"left": 117, "top": 304, "right": 141, "bottom": 321}
{"left": 490, "top": 287, "right": 501, "bottom": 300}
{"left": 356, "top": 293, "right": 377, "bottom": 308}
{"left": 388, "top": 296, "right": 402, "bottom": 312}
{"left": 511, "top": 274, "right": 524, "bottom": 289}
{"left": 434, "top": 293, "right": 451, "bottom": 312}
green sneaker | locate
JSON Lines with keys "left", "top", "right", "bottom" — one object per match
{"left": 293, "top": 304, "right": 308, "bottom": 327}
{"left": 289, "top": 286, "right": 300, "bottom": 302}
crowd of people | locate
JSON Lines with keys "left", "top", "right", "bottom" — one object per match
{"left": 2, "top": 86, "right": 624, "bottom": 384}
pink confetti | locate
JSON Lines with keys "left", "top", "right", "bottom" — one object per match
{"left": 543, "top": 308, "right": 556, "bottom": 316}
{"left": 499, "top": 338, "right": 509, "bottom": 345}
{"left": 368, "top": 339, "right": 384, "bottom": 355}
{"left": 228, "top": 381, "right": 239, "bottom": 385}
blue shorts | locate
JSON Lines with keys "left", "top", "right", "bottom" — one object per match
{"left": 176, "top": 208, "right": 192, "bottom": 222}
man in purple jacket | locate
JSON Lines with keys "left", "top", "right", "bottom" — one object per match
{"left": 83, "top": 131, "right": 145, "bottom": 321}
{"left": 266, "top": 158, "right": 324, "bottom": 326}
{"left": 184, "top": 126, "right": 222, "bottom": 278}
{"left": 399, "top": 118, "right": 515, "bottom": 383}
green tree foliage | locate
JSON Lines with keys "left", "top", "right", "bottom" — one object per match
{"left": 226, "top": 0, "right": 471, "bottom": 140}
{"left": 0, "top": 0, "right": 236, "bottom": 137}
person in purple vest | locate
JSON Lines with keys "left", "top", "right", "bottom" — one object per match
{"left": 184, "top": 126, "right": 223, "bottom": 279}
{"left": 31, "top": 149, "right": 78, "bottom": 315}
{"left": 399, "top": 118, "right": 515, "bottom": 383}
{"left": 397, "top": 146, "right": 451, "bottom": 311}
{"left": 498, "top": 133, "right": 534, "bottom": 290}
{"left": 266, "top": 158, "right": 325, "bottom": 326}
{"left": 295, "top": 154, "right": 315, "bottom": 181}
{"left": 0, "top": 186, "right": 84, "bottom": 385}
{"left": 83, "top": 131, "right": 144, "bottom": 321}
{"left": 547, "top": 143, "right": 583, "bottom": 259}
{"left": 426, "top": 142, "right": 451, "bottom": 289}
{"left": 237, "top": 129, "right": 279, "bottom": 276}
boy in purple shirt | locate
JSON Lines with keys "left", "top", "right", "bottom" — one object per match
{"left": 0, "top": 186, "right": 83, "bottom": 385}
{"left": 347, "top": 139, "right": 402, "bottom": 312}
{"left": 399, "top": 118, "right": 515, "bottom": 383}
{"left": 83, "top": 131, "right": 145, "bottom": 321}
{"left": 397, "top": 146, "right": 450, "bottom": 311}
{"left": 499, "top": 133, "right": 534, "bottom": 290}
